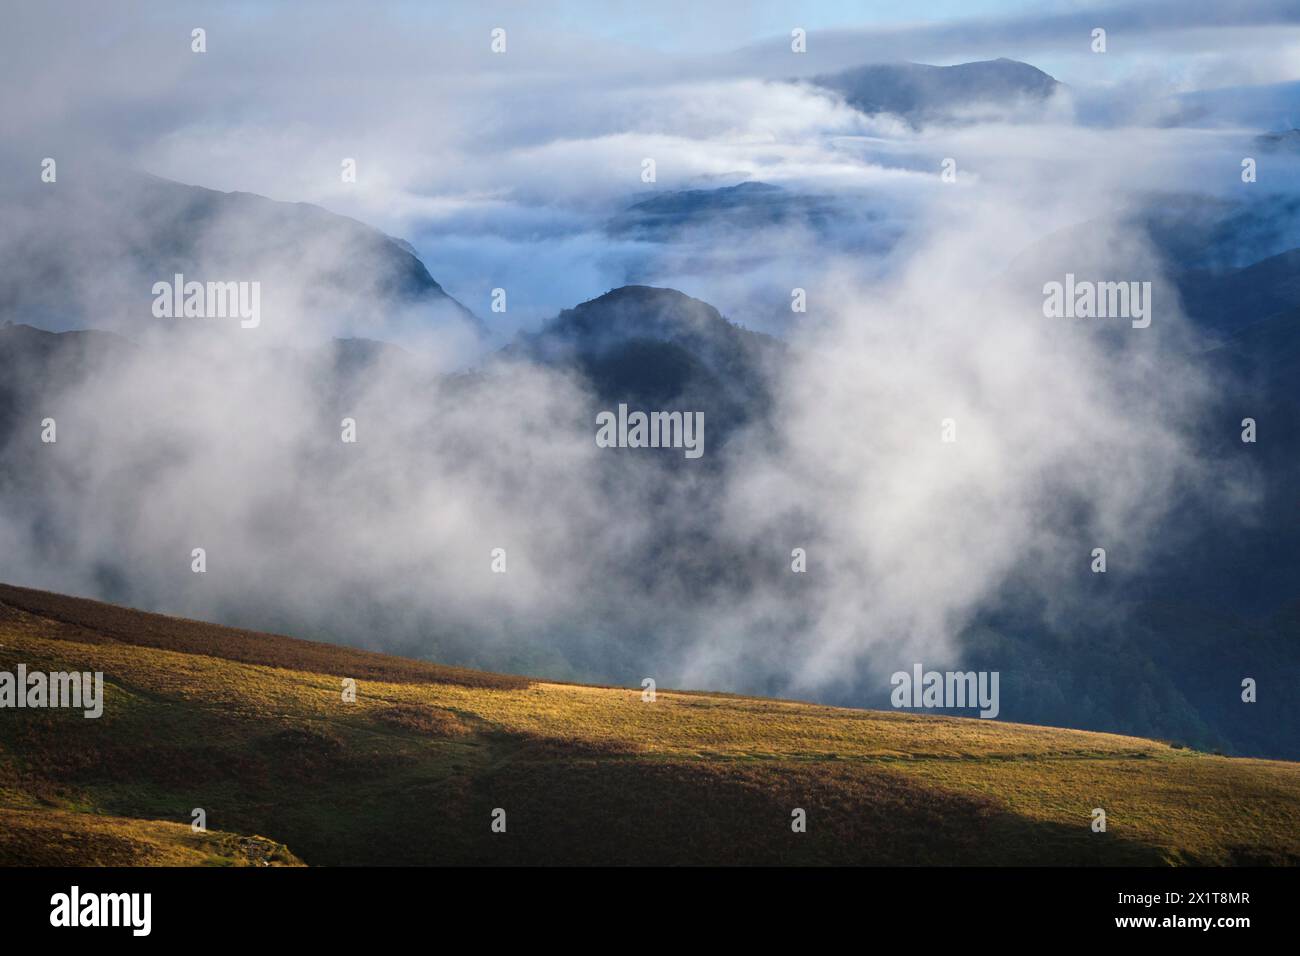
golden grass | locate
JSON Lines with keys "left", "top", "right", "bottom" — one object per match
{"left": 0, "top": 807, "right": 301, "bottom": 866}
{"left": 1, "top": 583, "right": 1297, "bottom": 865}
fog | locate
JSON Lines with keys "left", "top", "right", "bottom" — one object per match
{"left": 0, "top": 1, "right": 1292, "bottom": 702}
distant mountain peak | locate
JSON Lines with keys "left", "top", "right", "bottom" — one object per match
{"left": 810, "top": 57, "right": 1061, "bottom": 125}
{"left": 535, "top": 286, "right": 734, "bottom": 351}
{"left": 583, "top": 284, "right": 715, "bottom": 306}
{"left": 510, "top": 283, "right": 780, "bottom": 368}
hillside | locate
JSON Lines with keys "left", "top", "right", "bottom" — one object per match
{"left": 0, "top": 170, "right": 479, "bottom": 334}
{"left": 1, "top": 583, "right": 1296, "bottom": 866}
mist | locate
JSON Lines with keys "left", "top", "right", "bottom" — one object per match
{"left": 0, "top": 0, "right": 1291, "bottom": 710}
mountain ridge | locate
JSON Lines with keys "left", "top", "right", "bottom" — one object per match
{"left": 0, "top": 170, "right": 481, "bottom": 335}
{"left": 810, "top": 57, "right": 1062, "bottom": 124}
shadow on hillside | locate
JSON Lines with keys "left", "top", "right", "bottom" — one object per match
{"left": 236, "top": 732, "right": 1180, "bottom": 866}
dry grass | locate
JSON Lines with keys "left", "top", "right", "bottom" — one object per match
{"left": 0, "top": 807, "right": 301, "bottom": 866}
{"left": 0, "top": 583, "right": 528, "bottom": 690}
{"left": 1, "top": 584, "right": 1297, "bottom": 865}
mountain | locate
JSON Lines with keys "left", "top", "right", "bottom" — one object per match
{"left": 997, "top": 210, "right": 1300, "bottom": 754}
{"left": 2, "top": 582, "right": 1296, "bottom": 865}
{"left": 1005, "top": 198, "right": 1300, "bottom": 397}
{"left": 0, "top": 170, "right": 479, "bottom": 335}
{"left": 1140, "top": 193, "right": 1300, "bottom": 272}
{"left": 1176, "top": 248, "right": 1300, "bottom": 338}
{"left": 1005, "top": 192, "right": 1300, "bottom": 276}
{"left": 0, "top": 323, "right": 130, "bottom": 450}
{"left": 518, "top": 285, "right": 776, "bottom": 367}
{"left": 810, "top": 58, "right": 1061, "bottom": 125}
{"left": 509, "top": 285, "right": 783, "bottom": 451}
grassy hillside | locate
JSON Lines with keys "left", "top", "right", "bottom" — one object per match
{"left": 0, "top": 582, "right": 1296, "bottom": 866}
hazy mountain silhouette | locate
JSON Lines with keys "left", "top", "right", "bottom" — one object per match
{"left": 0, "top": 170, "right": 479, "bottom": 334}
{"left": 811, "top": 58, "right": 1061, "bottom": 125}
{"left": 508, "top": 285, "right": 782, "bottom": 453}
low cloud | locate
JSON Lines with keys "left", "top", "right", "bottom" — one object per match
{"left": 0, "top": 1, "right": 1278, "bottom": 705}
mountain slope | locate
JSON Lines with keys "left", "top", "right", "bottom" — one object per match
{"left": 1176, "top": 248, "right": 1300, "bottom": 337}
{"left": 509, "top": 285, "right": 783, "bottom": 452}
{"left": 1, "top": 582, "right": 1296, "bottom": 866}
{"left": 0, "top": 808, "right": 301, "bottom": 867}
{"left": 0, "top": 170, "right": 479, "bottom": 335}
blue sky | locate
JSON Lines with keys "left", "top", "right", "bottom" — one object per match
{"left": 533, "top": 0, "right": 1053, "bottom": 53}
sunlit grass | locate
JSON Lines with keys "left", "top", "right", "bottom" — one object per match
{"left": 1, "top": 585, "right": 1296, "bottom": 865}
